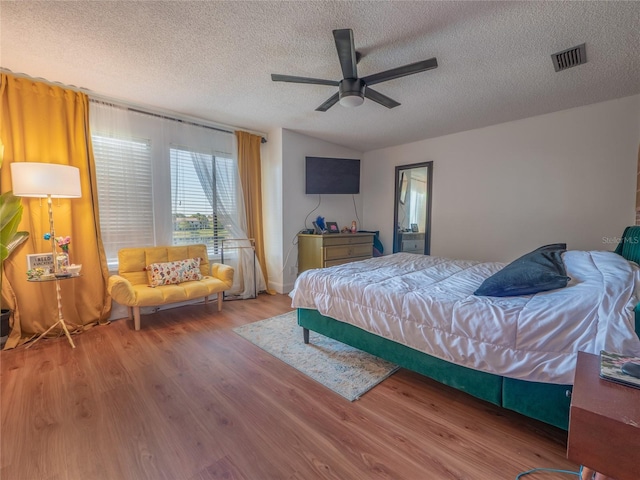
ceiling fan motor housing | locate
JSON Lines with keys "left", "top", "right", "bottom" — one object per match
{"left": 339, "top": 78, "right": 365, "bottom": 107}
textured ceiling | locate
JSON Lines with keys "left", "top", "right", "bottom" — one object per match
{"left": 1, "top": 1, "right": 639, "bottom": 152}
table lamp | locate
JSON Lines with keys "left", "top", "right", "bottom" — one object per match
{"left": 10, "top": 162, "right": 81, "bottom": 274}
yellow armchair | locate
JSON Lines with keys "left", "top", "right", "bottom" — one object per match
{"left": 108, "top": 244, "right": 234, "bottom": 330}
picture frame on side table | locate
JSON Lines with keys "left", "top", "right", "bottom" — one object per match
{"left": 26, "top": 253, "right": 54, "bottom": 271}
{"left": 326, "top": 222, "right": 339, "bottom": 234}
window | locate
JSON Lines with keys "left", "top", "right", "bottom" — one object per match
{"left": 92, "top": 135, "right": 154, "bottom": 265}
{"left": 90, "top": 100, "right": 239, "bottom": 270}
{"left": 170, "top": 147, "right": 236, "bottom": 254}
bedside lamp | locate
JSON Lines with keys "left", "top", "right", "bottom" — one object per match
{"left": 10, "top": 162, "right": 81, "bottom": 274}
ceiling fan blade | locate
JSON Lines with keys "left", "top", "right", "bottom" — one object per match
{"left": 315, "top": 92, "right": 340, "bottom": 112}
{"left": 333, "top": 29, "right": 358, "bottom": 79}
{"left": 362, "top": 58, "right": 438, "bottom": 86}
{"left": 271, "top": 74, "right": 339, "bottom": 86}
{"left": 364, "top": 88, "right": 400, "bottom": 109}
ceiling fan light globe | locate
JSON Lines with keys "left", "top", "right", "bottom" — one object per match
{"left": 339, "top": 94, "right": 365, "bottom": 107}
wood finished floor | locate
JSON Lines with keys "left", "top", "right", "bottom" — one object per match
{"left": 1, "top": 294, "right": 578, "bottom": 480}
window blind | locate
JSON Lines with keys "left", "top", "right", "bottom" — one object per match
{"left": 92, "top": 135, "right": 155, "bottom": 265}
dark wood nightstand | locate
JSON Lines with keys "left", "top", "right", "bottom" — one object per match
{"left": 567, "top": 351, "right": 640, "bottom": 480}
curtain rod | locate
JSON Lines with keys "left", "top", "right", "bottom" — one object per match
{"left": 129, "top": 106, "right": 234, "bottom": 135}
{"left": 91, "top": 98, "right": 235, "bottom": 136}
{"left": 1, "top": 68, "right": 268, "bottom": 143}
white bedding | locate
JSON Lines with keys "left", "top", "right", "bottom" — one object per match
{"left": 290, "top": 251, "right": 640, "bottom": 384}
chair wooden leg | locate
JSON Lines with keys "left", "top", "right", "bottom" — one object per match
{"left": 128, "top": 307, "right": 133, "bottom": 321}
{"left": 204, "top": 295, "right": 209, "bottom": 305}
{"left": 217, "top": 292, "right": 223, "bottom": 312}
{"left": 133, "top": 306, "right": 141, "bottom": 331}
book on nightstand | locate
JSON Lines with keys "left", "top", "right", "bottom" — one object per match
{"left": 599, "top": 350, "right": 640, "bottom": 389}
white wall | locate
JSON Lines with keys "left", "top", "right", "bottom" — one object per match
{"left": 363, "top": 95, "right": 640, "bottom": 262}
{"left": 274, "top": 129, "right": 362, "bottom": 292}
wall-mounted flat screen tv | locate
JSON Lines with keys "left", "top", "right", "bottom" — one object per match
{"left": 305, "top": 156, "right": 361, "bottom": 194}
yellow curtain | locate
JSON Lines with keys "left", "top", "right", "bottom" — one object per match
{"left": 235, "top": 131, "right": 273, "bottom": 294}
{"left": 0, "top": 73, "right": 111, "bottom": 348}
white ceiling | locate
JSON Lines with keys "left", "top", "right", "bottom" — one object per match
{"left": 1, "top": 1, "right": 639, "bottom": 152}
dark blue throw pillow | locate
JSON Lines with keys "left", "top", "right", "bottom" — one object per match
{"left": 474, "top": 243, "right": 570, "bottom": 297}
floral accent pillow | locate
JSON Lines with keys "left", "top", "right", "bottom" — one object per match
{"left": 147, "top": 258, "right": 202, "bottom": 287}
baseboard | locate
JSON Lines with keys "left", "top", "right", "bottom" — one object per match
{"left": 268, "top": 280, "right": 295, "bottom": 295}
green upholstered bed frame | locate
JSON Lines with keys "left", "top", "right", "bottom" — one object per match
{"left": 297, "top": 308, "right": 575, "bottom": 430}
{"left": 297, "top": 226, "right": 640, "bottom": 431}
{"left": 615, "top": 226, "right": 640, "bottom": 333}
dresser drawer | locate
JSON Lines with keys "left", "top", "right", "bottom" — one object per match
{"left": 403, "top": 232, "right": 425, "bottom": 241}
{"left": 322, "top": 235, "right": 372, "bottom": 247}
{"left": 402, "top": 240, "right": 425, "bottom": 252}
{"left": 324, "top": 243, "right": 372, "bottom": 261}
{"left": 325, "top": 257, "right": 369, "bottom": 267}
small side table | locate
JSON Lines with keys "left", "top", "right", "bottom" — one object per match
{"left": 26, "top": 274, "right": 80, "bottom": 349}
{"left": 567, "top": 351, "right": 640, "bottom": 480}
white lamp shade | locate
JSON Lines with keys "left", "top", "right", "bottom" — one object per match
{"left": 10, "top": 163, "right": 82, "bottom": 198}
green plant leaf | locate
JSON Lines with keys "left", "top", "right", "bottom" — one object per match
{"left": 5, "top": 231, "right": 28, "bottom": 258}
{"left": 0, "top": 191, "right": 29, "bottom": 264}
{"left": 0, "top": 191, "right": 22, "bottom": 230}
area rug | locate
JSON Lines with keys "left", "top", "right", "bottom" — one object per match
{"left": 233, "top": 311, "right": 399, "bottom": 401}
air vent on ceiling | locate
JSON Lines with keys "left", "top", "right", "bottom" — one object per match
{"left": 552, "top": 43, "right": 587, "bottom": 72}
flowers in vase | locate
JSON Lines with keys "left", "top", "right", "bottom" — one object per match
{"left": 44, "top": 233, "right": 71, "bottom": 252}
{"left": 43, "top": 233, "right": 72, "bottom": 272}
{"left": 55, "top": 236, "right": 71, "bottom": 252}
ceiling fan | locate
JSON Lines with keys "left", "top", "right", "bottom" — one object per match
{"left": 271, "top": 29, "right": 438, "bottom": 112}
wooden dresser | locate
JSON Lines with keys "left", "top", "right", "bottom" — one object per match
{"left": 297, "top": 232, "right": 374, "bottom": 274}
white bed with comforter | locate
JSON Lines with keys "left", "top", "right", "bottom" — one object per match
{"left": 290, "top": 251, "right": 640, "bottom": 385}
